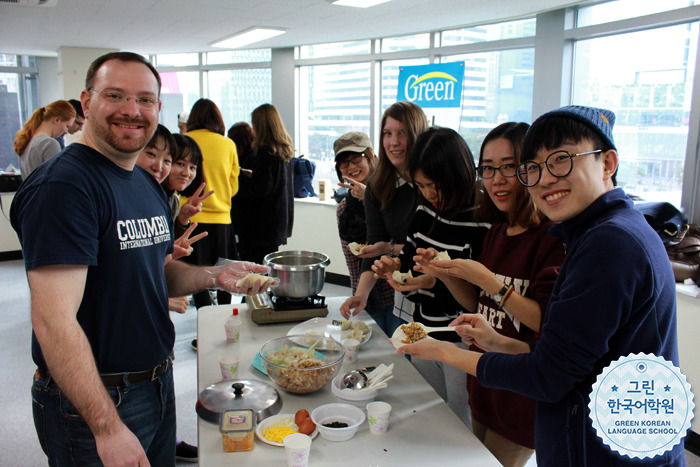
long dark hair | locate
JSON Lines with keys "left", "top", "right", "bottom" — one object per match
{"left": 166, "top": 133, "right": 206, "bottom": 198}
{"left": 475, "top": 122, "right": 544, "bottom": 228}
{"left": 408, "top": 127, "right": 476, "bottom": 221}
{"left": 370, "top": 101, "right": 428, "bottom": 210}
{"left": 187, "top": 98, "right": 226, "bottom": 135}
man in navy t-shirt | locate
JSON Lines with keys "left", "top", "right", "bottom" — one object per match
{"left": 11, "top": 51, "right": 272, "bottom": 467}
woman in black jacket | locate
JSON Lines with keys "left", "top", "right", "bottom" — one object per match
{"left": 237, "top": 104, "right": 295, "bottom": 263}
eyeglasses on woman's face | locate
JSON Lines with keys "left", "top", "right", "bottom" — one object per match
{"left": 337, "top": 153, "right": 366, "bottom": 170}
{"left": 477, "top": 163, "right": 517, "bottom": 179}
{"left": 516, "top": 149, "right": 602, "bottom": 187}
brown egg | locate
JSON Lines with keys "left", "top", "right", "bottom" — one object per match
{"left": 298, "top": 417, "right": 316, "bottom": 435}
{"left": 295, "top": 409, "right": 310, "bottom": 426}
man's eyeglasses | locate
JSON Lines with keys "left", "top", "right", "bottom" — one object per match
{"left": 337, "top": 153, "right": 366, "bottom": 170}
{"left": 477, "top": 163, "right": 517, "bottom": 179}
{"left": 516, "top": 150, "right": 602, "bottom": 187}
{"left": 88, "top": 88, "right": 160, "bottom": 109}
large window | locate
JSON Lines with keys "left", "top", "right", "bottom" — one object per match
{"left": 576, "top": 0, "right": 699, "bottom": 27}
{"left": 0, "top": 55, "right": 39, "bottom": 171}
{"left": 380, "top": 58, "right": 430, "bottom": 113}
{"left": 573, "top": 23, "right": 699, "bottom": 208}
{"left": 440, "top": 49, "right": 534, "bottom": 154}
{"left": 298, "top": 62, "right": 372, "bottom": 185}
{"left": 159, "top": 71, "right": 200, "bottom": 133}
{"left": 154, "top": 50, "right": 272, "bottom": 134}
{"left": 206, "top": 69, "right": 271, "bottom": 130}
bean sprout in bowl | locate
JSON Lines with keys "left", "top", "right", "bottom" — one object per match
{"left": 260, "top": 335, "right": 345, "bottom": 394}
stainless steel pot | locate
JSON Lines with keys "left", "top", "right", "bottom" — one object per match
{"left": 264, "top": 250, "right": 330, "bottom": 298}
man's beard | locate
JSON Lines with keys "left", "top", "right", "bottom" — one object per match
{"left": 94, "top": 117, "right": 152, "bottom": 154}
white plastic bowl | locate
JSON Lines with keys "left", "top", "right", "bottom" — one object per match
{"left": 310, "top": 403, "right": 365, "bottom": 442}
{"left": 330, "top": 374, "right": 378, "bottom": 408}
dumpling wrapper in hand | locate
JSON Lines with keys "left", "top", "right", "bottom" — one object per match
{"left": 348, "top": 242, "right": 368, "bottom": 256}
{"left": 434, "top": 250, "right": 451, "bottom": 261}
{"left": 391, "top": 270, "right": 413, "bottom": 284}
{"left": 235, "top": 273, "right": 275, "bottom": 289}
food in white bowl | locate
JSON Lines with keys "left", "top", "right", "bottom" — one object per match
{"left": 259, "top": 335, "right": 344, "bottom": 394}
{"left": 311, "top": 403, "right": 365, "bottom": 442}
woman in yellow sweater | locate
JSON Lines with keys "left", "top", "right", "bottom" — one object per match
{"left": 183, "top": 98, "right": 240, "bottom": 312}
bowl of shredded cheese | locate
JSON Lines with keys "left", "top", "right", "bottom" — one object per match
{"left": 255, "top": 413, "right": 319, "bottom": 446}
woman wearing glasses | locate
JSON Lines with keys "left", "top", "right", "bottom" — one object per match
{"left": 412, "top": 122, "right": 565, "bottom": 467}
{"left": 333, "top": 132, "right": 395, "bottom": 335}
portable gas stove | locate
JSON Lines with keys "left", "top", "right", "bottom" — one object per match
{"left": 248, "top": 292, "right": 329, "bottom": 324}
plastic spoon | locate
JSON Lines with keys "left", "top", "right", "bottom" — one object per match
{"left": 390, "top": 323, "right": 458, "bottom": 350}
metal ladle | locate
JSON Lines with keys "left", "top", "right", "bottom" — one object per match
{"left": 341, "top": 366, "right": 376, "bottom": 390}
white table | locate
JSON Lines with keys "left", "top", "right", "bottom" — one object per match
{"left": 197, "top": 299, "right": 500, "bottom": 466}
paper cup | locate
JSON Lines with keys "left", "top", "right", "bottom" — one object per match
{"left": 342, "top": 338, "right": 360, "bottom": 363}
{"left": 283, "top": 433, "right": 311, "bottom": 467}
{"left": 219, "top": 355, "right": 239, "bottom": 381}
{"left": 224, "top": 318, "right": 241, "bottom": 343}
{"left": 366, "top": 401, "right": 391, "bottom": 434}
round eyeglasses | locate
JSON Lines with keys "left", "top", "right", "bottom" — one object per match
{"left": 337, "top": 153, "right": 366, "bottom": 170}
{"left": 516, "top": 149, "right": 602, "bottom": 187}
{"left": 477, "top": 163, "right": 517, "bottom": 179}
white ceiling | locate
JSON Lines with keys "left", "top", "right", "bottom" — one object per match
{"left": 0, "top": 0, "right": 586, "bottom": 58}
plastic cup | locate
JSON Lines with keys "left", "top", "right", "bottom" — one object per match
{"left": 366, "top": 401, "right": 391, "bottom": 434}
{"left": 283, "top": 433, "right": 311, "bottom": 467}
{"left": 219, "top": 355, "right": 239, "bottom": 381}
{"left": 224, "top": 318, "right": 241, "bottom": 343}
{"left": 342, "top": 338, "right": 360, "bottom": 363}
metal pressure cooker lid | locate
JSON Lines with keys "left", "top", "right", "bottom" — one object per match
{"left": 196, "top": 379, "right": 282, "bottom": 425}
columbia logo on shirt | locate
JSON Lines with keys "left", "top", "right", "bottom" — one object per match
{"left": 117, "top": 215, "right": 171, "bottom": 250}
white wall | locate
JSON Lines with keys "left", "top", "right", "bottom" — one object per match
{"left": 37, "top": 57, "right": 60, "bottom": 105}
{"left": 58, "top": 47, "right": 117, "bottom": 101}
{"left": 676, "top": 291, "right": 700, "bottom": 434}
{"left": 0, "top": 193, "right": 21, "bottom": 253}
{"left": 282, "top": 199, "right": 346, "bottom": 277}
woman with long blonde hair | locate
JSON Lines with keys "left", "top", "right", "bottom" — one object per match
{"left": 14, "top": 100, "right": 76, "bottom": 179}
{"left": 237, "top": 103, "right": 295, "bottom": 263}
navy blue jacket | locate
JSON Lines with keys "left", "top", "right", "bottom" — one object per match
{"left": 478, "top": 189, "right": 684, "bottom": 466}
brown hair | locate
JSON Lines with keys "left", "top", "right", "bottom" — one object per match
{"left": 187, "top": 98, "right": 226, "bottom": 135}
{"left": 371, "top": 101, "right": 428, "bottom": 210}
{"left": 228, "top": 122, "right": 254, "bottom": 158}
{"left": 476, "top": 122, "right": 545, "bottom": 229}
{"left": 14, "top": 100, "right": 76, "bottom": 155}
{"left": 251, "top": 104, "right": 294, "bottom": 162}
{"left": 85, "top": 51, "right": 161, "bottom": 94}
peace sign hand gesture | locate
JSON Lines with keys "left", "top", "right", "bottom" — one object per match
{"left": 172, "top": 222, "right": 208, "bottom": 260}
{"left": 177, "top": 183, "right": 215, "bottom": 227}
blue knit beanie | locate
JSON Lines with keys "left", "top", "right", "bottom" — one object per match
{"left": 535, "top": 105, "right": 616, "bottom": 150}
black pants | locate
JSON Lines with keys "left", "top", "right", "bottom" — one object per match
{"left": 240, "top": 240, "right": 279, "bottom": 265}
{"left": 182, "top": 222, "right": 237, "bottom": 308}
